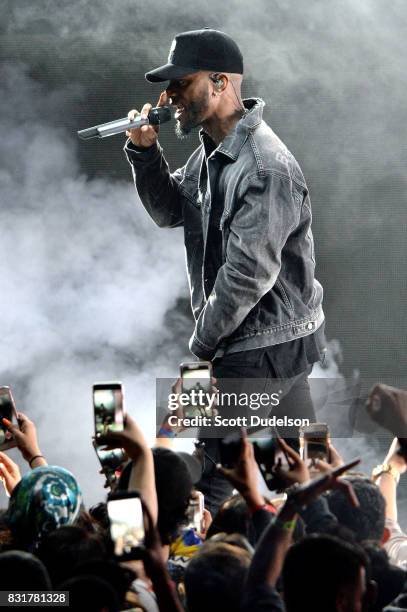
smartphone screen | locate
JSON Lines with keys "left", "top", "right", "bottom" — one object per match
{"left": 180, "top": 362, "right": 213, "bottom": 417}
{"left": 94, "top": 446, "right": 126, "bottom": 471}
{"left": 253, "top": 431, "right": 300, "bottom": 492}
{"left": 93, "top": 382, "right": 124, "bottom": 437}
{"left": 0, "top": 387, "right": 18, "bottom": 451}
{"left": 180, "top": 362, "right": 212, "bottom": 395}
{"left": 253, "top": 437, "right": 289, "bottom": 492}
{"left": 93, "top": 439, "right": 126, "bottom": 484}
{"left": 93, "top": 441, "right": 126, "bottom": 489}
{"left": 107, "top": 495, "right": 145, "bottom": 559}
{"left": 186, "top": 491, "right": 205, "bottom": 532}
{"left": 300, "top": 424, "right": 329, "bottom": 463}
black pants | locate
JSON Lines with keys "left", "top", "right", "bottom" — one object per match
{"left": 195, "top": 350, "right": 316, "bottom": 517}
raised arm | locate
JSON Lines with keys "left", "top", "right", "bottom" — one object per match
{"left": 246, "top": 458, "right": 360, "bottom": 595}
{"left": 97, "top": 414, "right": 158, "bottom": 525}
{"left": 124, "top": 95, "right": 185, "bottom": 229}
{"left": 374, "top": 438, "right": 407, "bottom": 569}
{"left": 3, "top": 412, "right": 47, "bottom": 469}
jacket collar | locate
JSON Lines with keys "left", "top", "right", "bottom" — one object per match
{"left": 199, "top": 98, "right": 265, "bottom": 162}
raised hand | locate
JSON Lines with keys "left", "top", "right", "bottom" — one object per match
{"left": 96, "top": 413, "right": 149, "bottom": 462}
{"left": 313, "top": 442, "right": 345, "bottom": 474}
{"left": 0, "top": 451, "right": 21, "bottom": 496}
{"left": 366, "top": 384, "right": 407, "bottom": 438}
{"left": 2, "top": 412, "right": 46, "bottom": 467}
{"left": 283, "top": 458, "right": 361, "bottom": 517}
{"left": 126, "top": 91, "right": 169, "bottom": 148}
{"left": 273, "top": 437, "right": 310, "bottom": 485}
{"left": 217, "top": 429, "right": 265, "bottom": 510}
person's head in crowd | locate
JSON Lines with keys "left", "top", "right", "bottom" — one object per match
{"left": 36, "top": 526, "right": 107, "bottom": 587}
{"left": 206, "top": 495, "right": 252, "bottom": 542}
{"left": 327, "top": 476, "right": 386, "bottom": 543}
{"left": 59, "top": 575, "right": 120, "bottom": 612}
{"left": 6, "top": 466, "right": 82, "bottom": 551}
{"left": 69, "top": 560, "right": 135, "bottom": 610}
{"left": 0, "top": 525, "right": 14, "bottom": 552}
{"left": 207, "top": 494, "right": 305, "bottom": 546}
{"left": 363, "top": 543, "right": 406, "bottom": 612}
{"left": 207, "top": 532, "right": 254, "bottom": 555}
{"left": 184, "top": 541, "right": 251, "bottom": 612}
{"left": 75, "top": 508, "right": 102, "bottom": 533}
{"left": 119, "top": 448, "right": 201, "bottom": 545}
{"left": 324, "top": 522, "right": 359, "bottom": 544}
{"left": 282, "top": 534, "right": 374, "bottom": 612}
{"left": 0, "top": 551, "right": 51, "bottom": 590}
{"left": 89, "top": 502, "right": 110, "bottom": 531}
{"left": 153, "top": 448, "right": 202, "bottom": 544}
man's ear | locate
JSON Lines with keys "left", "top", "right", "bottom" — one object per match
{"left": 217, "top": 74, "right": 228, "bottom": 92}
{"left": 210, "top": 73, "right": 228, "bottom": 94}
{"left": 381, "top": 526, "right": 391, "bottom": 544}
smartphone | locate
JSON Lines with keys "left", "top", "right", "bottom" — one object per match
{"left": 219, "top": 432, "right": 243, "bottom": 468}
{"left": 248, "top": 423, "right": 294, "bottom": 491}
{"left": 252, "top": 434, "right": 293, "bottom": 492}
{"left": 186, "top": 491, "right": 205, "bottom": 532}
{"left": 92, "top": 439, "right": 126, "bottom": 488}
{"left": 180, "top": 362, "right": 213, "bottom": 418}
{"left": 93, "top": 382, "right": 124, "bottom": 439}
{"left": 107, "top": 491, "right": 145, "bottom": 560}
{"left": 299, "top": 423, "right": 330, "bottom": 463}
{"left": 252, "top": 437, "right": 277, "bottom": 487}
{"left": 0, "top": 387, "right": 18, "bottom": 451}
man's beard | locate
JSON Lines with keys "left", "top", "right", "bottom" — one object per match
{"left": 174, "top": 93, "right": 209, "bottom": 139}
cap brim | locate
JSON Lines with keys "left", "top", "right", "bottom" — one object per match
{"left": 145, "top": 63, "right": 200, "bottom": 83}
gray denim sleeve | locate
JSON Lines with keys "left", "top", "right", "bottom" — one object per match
{"left": 124, "top": 139, "right": 184, "bottom": 228}
{"left": 189, "top": 171, "right": 300, "bottom": 359}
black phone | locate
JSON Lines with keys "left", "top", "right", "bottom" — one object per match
{"left": 93, "top": 382, "right": 124, "bottom": 441}
{"left": 252, "top": 427, "right": 299, "bottom": 492}
{"left": 107, "top": 491, "right": 145, "bottom": 560}
{"left": 219, "top": 432, "right": 243, "bottom": 468}
{"left": 252, "top": 435, "right": 293, "bottom": 492}
{"left": 0, "top": 387, "right": 18, "bottom": 451}
{"left": 92, "top": 440, "right": 126, "bottom": 488}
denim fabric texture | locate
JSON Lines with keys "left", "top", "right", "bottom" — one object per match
{"left": 125, "top": 98, "right": 324, "bottom": 360}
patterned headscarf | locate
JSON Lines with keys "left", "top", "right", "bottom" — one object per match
{"left": 7, "top": 466, "right": 82, "bottom": 548}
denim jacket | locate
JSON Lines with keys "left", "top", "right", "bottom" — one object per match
{"left": 124, "top": 98, "right": 324, "bottom": 360}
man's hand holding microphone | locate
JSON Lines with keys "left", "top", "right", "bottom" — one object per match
{"left": 126, "top": 91, "right": 169, "bottom": 148}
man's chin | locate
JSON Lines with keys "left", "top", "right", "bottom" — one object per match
{"left": 175, "top": 119, "right": 192, "bottom": 139}
{"left": 174, "top": 113, "right": 201, "bottom": 139}
{"left": 174, "top": 121, "right": 187, "bottom": 139}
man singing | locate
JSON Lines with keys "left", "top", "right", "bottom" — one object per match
{"left": 124, "top": 28, "right": 325, "bottom": 513}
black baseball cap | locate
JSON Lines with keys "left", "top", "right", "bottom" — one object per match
{"left": 145, "top": 28, "right": 243, "bottom": 83}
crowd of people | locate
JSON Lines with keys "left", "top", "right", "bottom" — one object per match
{"left": 0, "top": 382, "right": 406, "bottom": 611}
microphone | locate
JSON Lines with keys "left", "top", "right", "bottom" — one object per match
{"left": 77, "top": 106, "right": 172, "bottom": 140}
